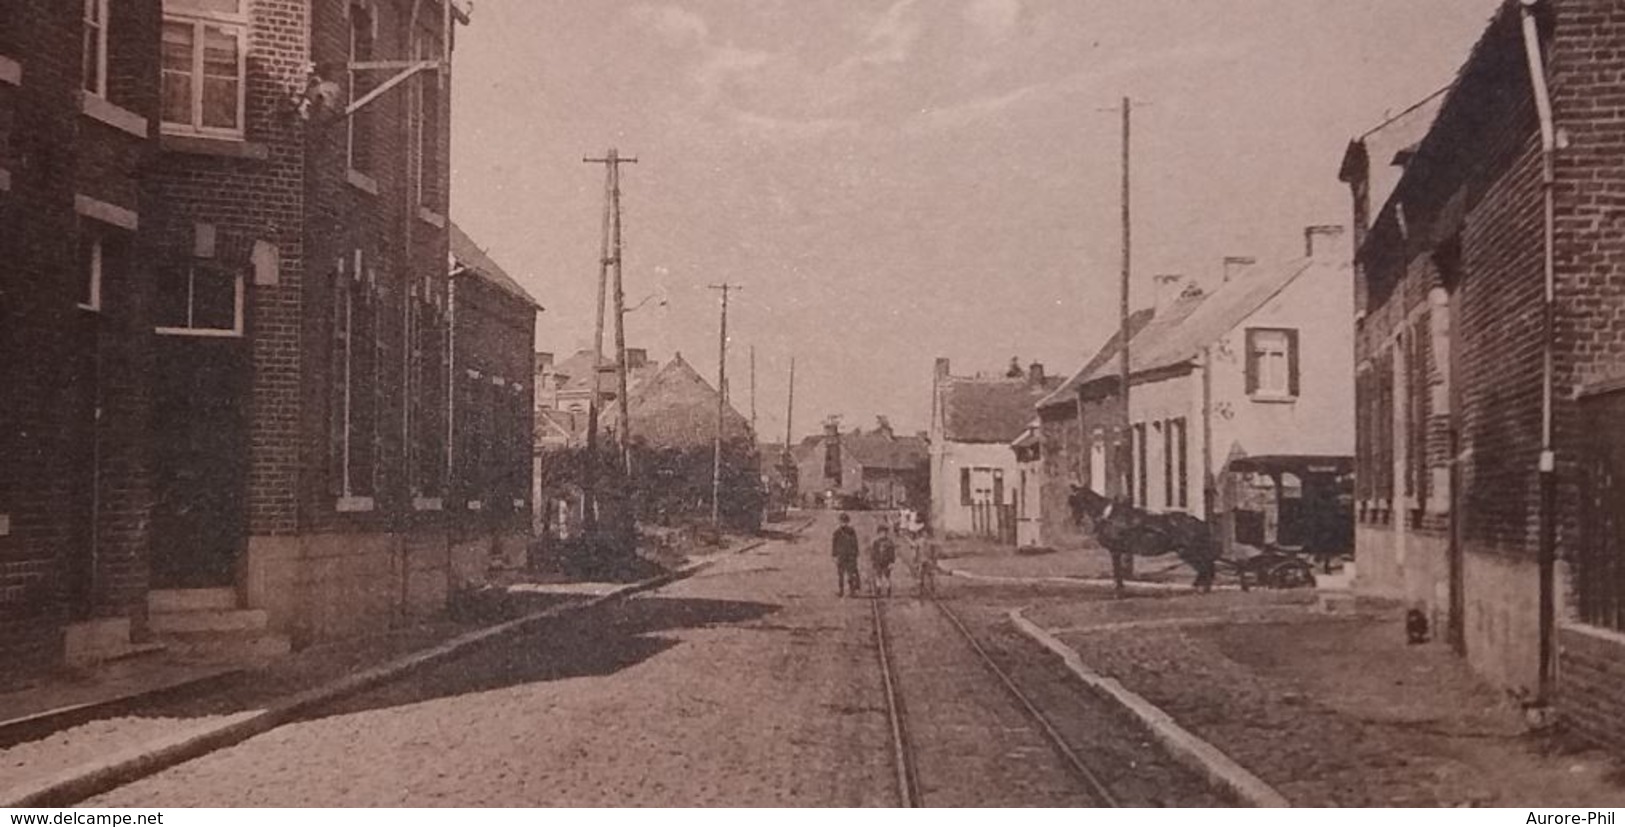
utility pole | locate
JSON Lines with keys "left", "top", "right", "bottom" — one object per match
{"left": 1118, "top": 96, "right": 1132, "bottom": 509}
{"left": 750, "top": 346, "right": 758, "bottom": 442}
{"left": 784, "top": 357, "right": 795, "bottom": 453}
{"left": 709, "top": 283, "right": 741, "bottom": 527}
{"left": 585, "top": 149, "right": 638, "bottom": 483}
{"left": 580, "top": 152, "right": 614, "bottom": 533}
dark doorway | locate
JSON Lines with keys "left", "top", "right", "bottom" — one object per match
{"left": 151, "top": 336, "right": 249, "bottom": 588}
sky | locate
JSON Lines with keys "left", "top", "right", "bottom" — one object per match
{"left": 448, "top": 0, "right": 1501, "bottom": 443}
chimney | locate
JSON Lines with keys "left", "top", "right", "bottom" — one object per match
{"left": 824, "top": 420, "right": 840, "bottom": 437}
{"left": 1305, "top": 224, "right": 1347, "bottom": 263}
{"left": 934, "top": 357, "right": 950, "bottom": 380}
{"left": 1222, "top": 256, "right": 1256, "bottom": 283}
{"left": 625, "top": 348, "right": 649, "bottom": 369}
{"left": 1027, "top": 362, "right": 1045, "bottom": 387}
{"left": 1153, "top": 274, "right": 1183, "bottom": 313}
{"left": 875, "top": 416, "right": 894, "bottom": 439}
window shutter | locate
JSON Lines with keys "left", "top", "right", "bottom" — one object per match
{"left": 1244, "top": 329, "right": 1260, "bottom": 394}
{"left": 960, "top": 467, "right": 971, "bottom": 506}
{"left": 1286, "top": 329, "right": 1301, "bottom": 396}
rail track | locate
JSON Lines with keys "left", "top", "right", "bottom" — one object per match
{"left": 869, "top": 547, "right": 1120, "bottom": 807}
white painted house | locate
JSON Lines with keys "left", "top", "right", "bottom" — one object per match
{"left": 929, "top": 360, "right": 1061, "bottom": 542}
{"left": 1036, "top": 226, "right": 1356, "bottom": 554}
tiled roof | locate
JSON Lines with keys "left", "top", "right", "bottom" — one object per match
{"left": 941, "top": 376, "right": 1062, "bottom": 444}
{"left": 448, "top": 222, "right": 542, "bottom": 309}
{"left": 1041, "top": 257, "right": 1328, "bottom": 405}
{"left": 842, "top": 432, "right": 928, "bottom": 471}
{"left": 1036, "top": 307, "right": 1156, "bottom": 410}
{"left": 621, "top": 354, "right": 752, "bottom": 450}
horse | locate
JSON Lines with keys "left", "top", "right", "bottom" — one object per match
{"left": 1067, "top": 485, "right": 1220, "bottom": 594}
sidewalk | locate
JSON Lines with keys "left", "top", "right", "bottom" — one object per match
{"left": 937, "top": 536, "right": 1198, "bottom": 585}
{"left": 1021, "top": 591, "right": 1625, "bottom": 806}
{"left": 1, "top": 523, "right": 799, "bottom": 805}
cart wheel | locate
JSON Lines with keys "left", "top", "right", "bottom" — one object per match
{"left": 1270, "top": 559, "right": 1316, "bottom": 589}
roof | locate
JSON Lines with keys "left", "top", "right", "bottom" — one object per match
{"left": 620, "top": 354, "right": 752, "bottom": 450}
{"left": 842, "top": 432, "right": 928, "bottom": 471}
{"left": 940, "top": 376, "right": 1062, "bottom": 444}
{"left": 449, "top": 222, "right": 542, "bottom": 310}
{"left": 1359, "top": 2, "right": 1529, "bottom": 265}
{"left": 1338, "top": 87, "right": 1449, "bottom": 225}
{"left": 549, "top": 348, "right": 659, "bottom": 395}
{"left": 1040, "top": 257, "right": 1329, "bottom": 407}
{"left": 1037, "top": 307, "right": 1155, "bottom": 410}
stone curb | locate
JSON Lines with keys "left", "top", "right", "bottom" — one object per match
{"left": 1009, "top": 608, "right": 1293, "bottom": 808}
{"left": 942, "top": 566, "right": 1242, "bottom": 593}
{"left": 0, "top": 669, "right": 248, "bottom": 752}
{"left": 2, "top": 530, "right": 790, "bottom": 808}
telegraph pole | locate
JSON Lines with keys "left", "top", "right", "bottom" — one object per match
{"left": 585, "top": 149, "right": 638, "bottom": 483}
{"left": 1118, "top": 97, "right": 1132, "bottom": 508}
{"left": 580, "top": 153, "right": 614, "bottom": 532}
{"left": 709, "top": 283, "right": 741, "bottom": 526}
{"left": 784, "top": 357, "right": 796, "bottom": 451}
{"left": 750, "top": 346, "right": 758, "bottom": 442}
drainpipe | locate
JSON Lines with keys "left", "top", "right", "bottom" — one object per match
{"left": 1518, "top": 0, "right": 1559, "bottom": 705}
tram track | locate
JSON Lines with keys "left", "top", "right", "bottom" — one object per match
{"left": 868, "top": 554, "right": 1121, "bottom": 807}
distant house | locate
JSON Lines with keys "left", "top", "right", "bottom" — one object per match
{"left": 930, "top": 361, "right": 1062, "bottom": 542}
{"left": 537, "top": 347, "right": 657, "bottom": 422}
{"left": 795, "top": 420, "right": 929, "bottom": 510}
{"left": 1342, "top": 0, "right": 1625, "bottom": 747}
{"left": 1035, "top": 226, "right": 1355, "bottom": 557}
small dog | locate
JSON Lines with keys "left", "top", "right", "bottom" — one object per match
{"left": 1406, "top": 608, "right": 1430, "bottom": 644}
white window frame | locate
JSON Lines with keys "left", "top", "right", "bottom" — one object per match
{"left": 1251, "top": 329, "right": 1293, "bottom": 396}
{"left": 346, "top": 1, "right": 379, "bottom": 181}
{"left": 411, "top": 26, "right": 444, "bottom": 213}
{"left": 160, "top": 2, "right": 249, "bottom": 140}
{"left": 79, "top": 235, "right": 103, "bottom": 312}
{"left": 155, "top": 263, "right": 245, "bottom": 337}
{"left": 83, "top": 0, "right": 108, "bottom": 98}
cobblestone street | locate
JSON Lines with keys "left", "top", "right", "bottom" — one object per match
{"left": 59, "top": 514, "right": 1216, "bottom": 807}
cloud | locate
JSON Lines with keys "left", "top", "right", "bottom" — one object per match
{"left": 693, "top": 43, "right": 777, "bottom": 100}
{"left": 629, "top": 4, "right": 709, "bottom": 46}
{"left": 848, "top": 0, "right": 923, "bottom": 67}
{"left": 963, "top": 0, "right": 1021, "bottom": 41}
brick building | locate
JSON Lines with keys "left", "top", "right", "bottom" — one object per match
{"left": 0, "top": 0, "right": 501, "bottom": 669}
{"left": 449, "top": 222, "right": 540, "bottom": 574}
{"left": 0, "top": 0, "right": 163, "bottom": 675}
{"left": 1343, "top": 0, "right": 1625, "bottom": 744}
{"left": 793, "top": 419, "right": 928, "bottom": 510}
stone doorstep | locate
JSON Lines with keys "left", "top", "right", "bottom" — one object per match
{"left": 148, "top": 608, "right": 270, "bottom": 636}
{"left": 148, "top": 588, "right": 238, "bottom": 614}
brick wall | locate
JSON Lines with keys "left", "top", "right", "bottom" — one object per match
{"left": 0, "top": 0, "right": 160, "bottom": 677}
{"left": 301, "top": 0, "right": 455, "bottom": 536}
{"left": 450, "top": 275, "right": 536, "bottom": 534}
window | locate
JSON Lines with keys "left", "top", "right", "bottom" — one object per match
{"left": 960, "top": 467, "right": 971, "bottom": 507}
{"left": 1163, "top": 420, "right": 1174, "bottom": 508}
{"left": 1173, "top": 417, "right": 1189, "bottom": 509}
{"left": 347, "top": 2, "right": 377, "bottom": 177}
{"left": 413, "top": 27, "right": 443, "bottom": 209}
{"left": 161, "top": 1, "right": 247, "bottom": 137}
{"left": 78, "top": 234, "right": 103, "bottom": 311}
{"left": 82, "top": 0, "right": 108, "bottom": 96}
{"left": 156, "top": 264, "right": 243, "bottom": 334}
{"left": 331, "top": 255, "right": 379, "bottom": 503}
{"left": 408, "top": 282, "right": 448, "bottom": 498}
{"left": 1246, "top": 328, "right": 1300, "bottom": 398}
{"left": 1134, "top": 423, "right": 1148, "bottom": 507}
